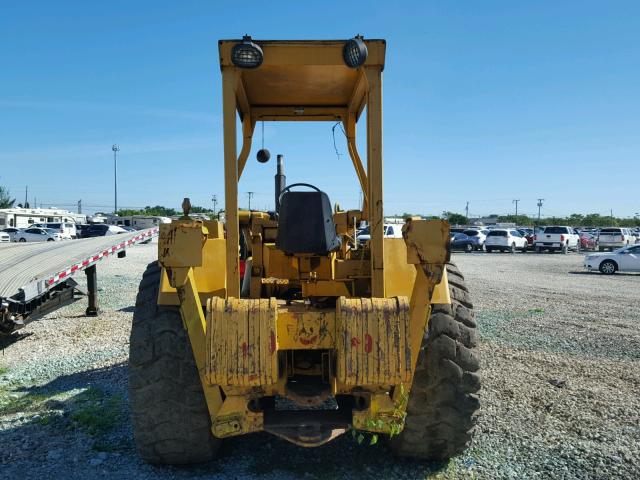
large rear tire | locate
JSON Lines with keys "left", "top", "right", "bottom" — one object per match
{"left": 129, "top": 261, "right": 220, "bottom": 464}
{"left": 390, "top": 263, "right": 480, "bottom": 460}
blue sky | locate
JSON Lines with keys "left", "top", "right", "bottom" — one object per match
{"left": 0, "top": 1, "right": 638, "bottom": 218}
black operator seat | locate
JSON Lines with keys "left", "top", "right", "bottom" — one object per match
{"left": 276, "top": 183, "right": 341, "bottom": 256}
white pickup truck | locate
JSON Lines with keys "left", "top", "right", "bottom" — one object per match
{"left": 534, "top": 226, "right": 580, "bottom": 253}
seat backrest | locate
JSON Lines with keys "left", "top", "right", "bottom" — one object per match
{"left": 276, "top": 186, "right": 341, "bottom": 255}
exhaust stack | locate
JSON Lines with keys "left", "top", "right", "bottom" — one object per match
{"left": 275, "top": 154, "right": 286, "bottom": 213}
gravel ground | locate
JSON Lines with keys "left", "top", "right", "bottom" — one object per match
{"left": 0, "top": 245, "right": 638, "bottom": 479}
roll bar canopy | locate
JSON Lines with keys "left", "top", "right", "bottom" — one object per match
{"left": 219, "top": 38, "right": 386, "bottom": 297}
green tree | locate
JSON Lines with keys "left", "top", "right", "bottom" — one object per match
{"left": 442, "top": 211, "right": 468, "bottom": 226}
{"left": 566, "top": 213, "right": 584, "bottom": 226}
{"left": 582, "top": 213, "right": 605, "bottom": 227}
{"left": 0, "top": 186, "right": 15, "bottom": 208}
{"left": 189, "top": 205, "right": 213, "bottom": 214}
{"left": 117, "top": 205, "right": 179, "bottom": 217}
{"left": 497, "top": 215, "right": 533, "bottom": 226}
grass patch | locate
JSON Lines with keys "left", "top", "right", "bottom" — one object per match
{"left": 91, "top": 438, "right": 130, "bottom": 452}
{"left": 38, "top": 413, "right": 59, "bottom": 426}
{"left": 0, "top": 389, "right": 55, "bottom": 416}
{"left": 528, "top": 307, "right": 545, "bottom": 314}
{"left": 0, "top": 366, "right": 9, "bottom": 376}
{"left": 70, "top": 387, "right": 124, "bottom": 435}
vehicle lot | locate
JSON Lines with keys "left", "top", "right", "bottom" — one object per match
{"left": 0, "top": 245, "right": 638, "bottom": 479}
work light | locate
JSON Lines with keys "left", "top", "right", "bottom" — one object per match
{"left": 343, "top": 36, "right": 368, "bottom": 68}
{"left": 231, "top": 35, "right": 263, "bottom": 69}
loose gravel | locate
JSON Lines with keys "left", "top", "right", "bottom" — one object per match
{"left": 0, "top": 246, "right": 638, "bottom": 479}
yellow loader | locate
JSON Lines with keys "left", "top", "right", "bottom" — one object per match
{"left": 129, "top": 36, "right": 480, "bottom": 464}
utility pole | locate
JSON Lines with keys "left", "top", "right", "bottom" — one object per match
{"left": 78, "top": 199, "right": 82, "bottom": 214}
{"left": 212, "top": 195, "right": 218, "bottom": 218}
{"left": 537, "top": 198, "right": 545, "bottom": 226}
{"left": 247, "top": 191, "right": 254, "bottom": 210}
{"left": 513, "top": 199, "right": 520, "bottom": 226}
{"left": 24, "top": 185, "right": 28, "bottom": 208}
{"left": 112, "top": 144, "right": 120, "bottom": 214}
{"left": 465, "top": 201, "right": 469, "bottom": 220}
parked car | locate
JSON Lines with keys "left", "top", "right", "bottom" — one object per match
{"left": 584, "top": 244, "right": 640, "bottom": 274}
{"left": 463, "top": 229, "right": 488, "bottom": 251}
{"left": 485, "top": 229, "right": 528, "bottom": 253}
{"left": 356, "top": 223, "right": 403, "bottom": 243}
{"left": 534, "top": 226, "right": 580, "bottom": 253}
{"left": 75, "top": 224, "right": 93, "bottom": 239}
{"left": 579, "top": 232, "right": 599, "bottom": 251}
{"left": 121, "top": 226, "right": 137, "bottom": 232}
{"left": 0, "top": 227, "right": 22, "bottom": 242}
{"left": 16, "top": 227, "right": 62, "bottom": 242}
{"left": 517, "top": 228, "right": 535, "bottom": 250}
{"left": 450, "top": 233, "right": 475, "bottom": 253}
{"left": 0, "top": 231, "right": 10, "bottom": 243}
{"left": 84, "top": 224, "right": 127, "bottom": 237}
{"left": 597, "top": 227, "right": 635, "bottom": 251}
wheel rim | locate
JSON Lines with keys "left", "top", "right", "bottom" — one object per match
{"left": 602, "top": 262, "right": 614, "bottom": 274}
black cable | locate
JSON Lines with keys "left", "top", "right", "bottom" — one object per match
{"left": 331, "top": 122, "right": 343, "bottom": 161}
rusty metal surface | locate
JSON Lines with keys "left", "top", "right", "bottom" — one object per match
{"left": 211, "top": 395, "right": 263, "bottom": 438}
{"left": 336, "top": 296, "right": 411, "bottom": 386}
{"left": 276, "top": 303, "right": 335, "bottom": 350}
{"left": 206, "top": 297, "right": 278, "bottom": 386}
{"left": 402, "top": 218, "right": 451, "bottom": 270}
{"left": 158, "top": 222, "right": 206, "bottom": 268}
{"left": 157, "top": 237, "right": 227, "bottom": 305}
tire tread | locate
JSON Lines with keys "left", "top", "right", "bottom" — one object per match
{"left": 390, "top": 262, "right": 481, "bottom": 460}
{"left": 128, "top": 261, "right": 220, "bottom": 464}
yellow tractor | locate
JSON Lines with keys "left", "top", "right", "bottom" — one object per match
{"left": 129, "top": 36, "right": 480, "bottom": 464}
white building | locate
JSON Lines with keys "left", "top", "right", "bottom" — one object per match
{"left": 0, "top": 208, "right": 87, "bottom": 229}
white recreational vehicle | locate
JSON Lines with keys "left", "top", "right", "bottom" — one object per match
{"left": 0, "top": 208, "right": 86, "bottom": 230}
{"left": 107, "top": 215, "right": 171, "bottom": 230}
